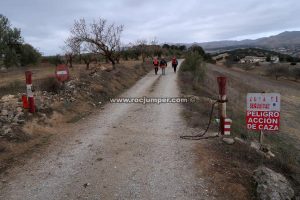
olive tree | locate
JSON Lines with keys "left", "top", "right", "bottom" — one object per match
{"left": 0, "top": 14, "right": 23, "bottom": 67}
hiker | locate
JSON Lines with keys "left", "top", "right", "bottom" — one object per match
{"left": 172, "top": 56, "right": 178, "bottom": 73}
{"left": 160, "top": 57, "right": 167, "bottom": 75}
{"left": 153, "top": 57, "right": 159, "bottom": 75}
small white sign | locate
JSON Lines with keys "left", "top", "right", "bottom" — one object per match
{"left": 26, "top": 84, "right": 33, "bottom": 97}
{"left": 56, "top": 71, "right": 68, "bottom": 75}
{"left": 247, "top": 93, "right": 280, "bottom": 111}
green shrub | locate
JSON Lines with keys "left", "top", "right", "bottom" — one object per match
{"left": 181, "top": 52, "right": 206, "bottom": 87}
{"left": 20, "top": 44, "right": 41, "bottom": 66}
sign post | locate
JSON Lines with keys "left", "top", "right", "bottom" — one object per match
{"left": 246, "top": 93, "right": 281, "bottom": 143}
{"left": 25, "top": 71, "right": 35, "bottom": 113}
{"left": 217, "top": 77, "right": 232, "bottom": 135}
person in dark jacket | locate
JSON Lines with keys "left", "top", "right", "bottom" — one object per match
{"left": 160, "top": 58, "right": 167, "bottom": 75}
{"left": 153, "top": 57, "right": 159, "bottom": 75}
{"left": 171, "top": 56, "right": 178, "bottom": 73}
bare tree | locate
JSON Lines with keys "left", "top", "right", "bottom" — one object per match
{"left": 149, "top": 37, "right": 162, "bottom": 58}
{"left": 81, "top": 53, "right": 94, "bottom": 70}
{"left": 70, "top": 18, "right": 123, "bottom": 69}
{"left": 135, "top": 39, "right": 148, "bottom": 63}
{"left": 62, "top": 37, "right": 80, "bottom": 68}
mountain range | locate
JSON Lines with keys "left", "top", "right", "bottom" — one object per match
{"left": 187, "top": 31, "right": 300, "bottom": 57}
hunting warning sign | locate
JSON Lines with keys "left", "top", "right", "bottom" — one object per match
{"left": 246, "top": 93, "right": 281, "bottom": 131}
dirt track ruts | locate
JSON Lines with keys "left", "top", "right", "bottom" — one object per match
{"left": 0, "top": 60, "right": 215, "bottom": 200}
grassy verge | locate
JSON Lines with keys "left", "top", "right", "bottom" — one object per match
{"left": 178, "top": 56, "right": 300, "bottom": 197}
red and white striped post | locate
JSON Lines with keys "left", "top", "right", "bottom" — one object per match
{"left": 25, "top": 71, "right": 35, "bottom": 113}
{"left": 217, "top": 76, "right": 230, "bottom": 135}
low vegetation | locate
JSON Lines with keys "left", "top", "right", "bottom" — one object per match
{"left": 180, "top": 51, "right": 206, "bottom": 89}
{"left": 266, "top": 65, "right": 300, "bottom": 81}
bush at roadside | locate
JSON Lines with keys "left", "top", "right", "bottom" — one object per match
{"left": 180, "top": 52, "right": 206, "bottom": 88}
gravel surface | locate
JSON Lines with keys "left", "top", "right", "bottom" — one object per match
{"left": 0, "top": 60, "right": 213, "bottom": 200}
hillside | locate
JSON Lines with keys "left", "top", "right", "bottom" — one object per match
{"left": 186, "top": 31, "right": 300, "bottom": 57}
{"left": 215, "top": 48, "right": 300, "bottom": 63}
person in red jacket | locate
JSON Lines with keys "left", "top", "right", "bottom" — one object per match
{"left": 153, "top": 57, "right": 159, "bottom": 75}
{"left": 172, "top": 56, "right": 178, "bottom": 73}
{"left": 160, "top": 57, "right": 167, "bottom": 75}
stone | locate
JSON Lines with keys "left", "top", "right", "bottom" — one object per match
{"left": 253, "top": 166, "right": 294, "bottom": 200}
{"left": 250, "top": 141, "right": 261, "bottom": 151}
{"left": 234, "top": 137, "right": 246, "bottom": 144}
{"left": 222, "top": 137, "right": 235, "bottom": 145}
{"left": 260, "top": 144, "right": 271, "bottom": 153}
{"left": 1, "top": 110, "right": 8, "bottom": 116}
{"left": 16, "top": 107, "right": 23, "bottom": 113}
{"left": 3, "top": 127, "right": 12, "bottom": 135}
{"left": 1, "top": 95, "right": 15, "bottom": 102}
{"left": 267, "top": 151, "right": 275, "bottom": 158}
{"left": 83, "top": 183, "right": 90, "bottom": 188}
{"left": 17, "top": 120, "right": 25, "bottom": 124}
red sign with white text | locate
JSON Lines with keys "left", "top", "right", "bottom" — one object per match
{"left": 246, "top": 93, "right": 280, "bottom": 131}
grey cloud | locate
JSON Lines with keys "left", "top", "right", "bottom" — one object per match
{"left": 1, "top": 0, "right": 300, "bottom": 55}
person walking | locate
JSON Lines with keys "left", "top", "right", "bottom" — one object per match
{"left": 160, "top": 57, "right": 167, "bottom": 75}
{"left": 153, "top": 57, "right": 159, "bottom": 75}
{"left": 171, "top": 56, "right": 178, "bottom": 73}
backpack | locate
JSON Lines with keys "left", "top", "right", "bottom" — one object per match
{"left": 154, "top": 59, "right": 159, "bottom": 65}
{"left": 172, "top": 59, "right": 177, "bottom": 65}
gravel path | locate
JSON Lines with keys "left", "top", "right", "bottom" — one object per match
{"left": 0, "top": 60, "right": 213, "bottom": 200}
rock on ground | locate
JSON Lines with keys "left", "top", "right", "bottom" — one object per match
{"left": 222, "top": 137, "right": 235, "bottom": 145}
{"left": 253, "top": 166, "right": 294, "bottom": 200}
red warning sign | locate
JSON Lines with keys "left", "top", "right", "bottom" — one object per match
{"left": 55, "top": 64, "right": 70, "bottom": 82}
{"left": 246, "top": 93, "right": 280, "bottom": 131}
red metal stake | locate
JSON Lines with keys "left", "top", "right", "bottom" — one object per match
{"left": 22, "top": 94, "right": 29, "bottom": 109}
{"left": 25, "top": 71, "right": 35, "bottom": 113}
{"left": 217, "top": 77, "right": 227, "bottom": 135}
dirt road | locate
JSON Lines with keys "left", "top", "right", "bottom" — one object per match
{"left": 0, "top": 61, "right": 214, "bottom": 200}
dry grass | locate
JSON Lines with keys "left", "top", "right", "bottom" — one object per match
{"left": 179, "top": 62, "right": 300, "bottom": 197}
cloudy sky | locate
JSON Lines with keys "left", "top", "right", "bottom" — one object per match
{"left": 1, "top": 0, "right": 300, "bottom": 55}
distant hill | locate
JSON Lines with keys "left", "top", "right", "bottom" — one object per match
{"left": 185, "top": 31, "right": 300, "bottom": 57}
{"left": 216, "top": 48, "right": 300, "bottom": 63}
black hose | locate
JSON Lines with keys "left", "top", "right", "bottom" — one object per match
{"left": 180, "top": 100, "right": 219, "bottom": 140}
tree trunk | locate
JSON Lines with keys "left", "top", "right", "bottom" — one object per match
{"left": 86, "top": 62, "right": 90, "bottom": 70}
{"left": 69, "top": 57, "right": 73, "bottom": 68}
{"left": 109, "top": 57, "right": 116, "bottom": 69}
{"left": 142, "top": 55, "right": 145, "bottom": 63}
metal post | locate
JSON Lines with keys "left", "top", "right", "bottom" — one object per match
{"left": 259, "top": 130, "right": 264, "bottom": 144}
{"left": 25, "top": 71, "right": 35, "bottom": 113}
{"left": 22, "top": 94, "right": 29, "bottom": 109}
{"left": 217, "top": 77, "right": 227, "bottom": 135}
